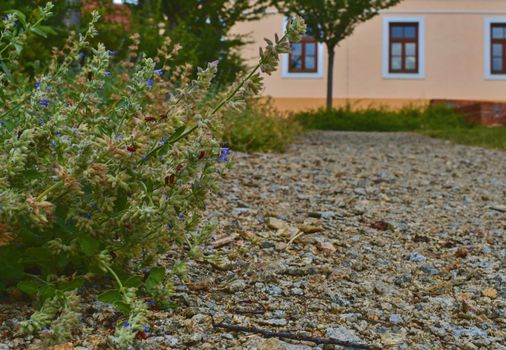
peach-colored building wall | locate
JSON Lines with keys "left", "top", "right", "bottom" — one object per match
{"left": 233, "top": 0, "right": 506, "bottom": 111}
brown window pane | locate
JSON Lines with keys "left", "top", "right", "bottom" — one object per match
{"left": 406, "top": 56, "right": 417, "bottom": 70}
{"left": 493, "top": 58, "right": 503, "bottom": 72}
{"left": 391, "top": 26, "right": 404, "bottom": 38}
{"left": 404, "top": 26, "right": 417, "bottom": 39}
{"left": 405, "top": 43, "right": 416, "bottom": 56}
{"left": 305, "top": 55, "right": 316, "bottom": 70}
{"left": 493, "top": 43, "right": 503, "bottom": 57}
{"left": 391, "top": 56, "right": 402, "bottom": 70}
{"left": 492, "top": 27, "right": 505, "bottom": 39}
{"left": 391, "top": 43, "right": 402, "bottom": 56}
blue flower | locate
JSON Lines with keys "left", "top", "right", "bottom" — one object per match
{"left": 79, "top": 51, "right": 85, "bottom": 59}
{"left": 35, "top": 82, "right": 41, "bottom": 89}
{"left": 159, "top": 140, "right": 165, "bottom": 145}
{"left": 147, "top": 79, "right": 154, "bottom": 87}
{"left": 167, "top": 223, "right": 173, "bottom": 230}
{"left": 51, "top": 140, "right": 56, "bottom": 148}
{"left": 118, "top": 133, "right": 123, "bottom": 141}
{"left": 40, "top": 99, "right": 49, "bottom": 107}
{"left": 105, "top": 71, "right": 111, "bottom": 76}
{"left": 85, "top": 212, "right": 92, "bottom": 220}
{"left": 178, "top": 213, "right": 184, "bottom": 220}
{"left": 218, "top": 147, "right": 231, "bottom": 162}
{"left": 143, "top": 326, "right": 150, "bottom": 333}
{"left": 108, "top": 50, "right": 116, "bottom": 56}
{"left": 154, "top": 69, "right": 163, "bottom": 76}
{"left": 46, "top": 86, "right": 52, "bottom": 91}
{"left": 56, "top": 130, "right": 61, "bottom": 136}
{"left": 39, "top": 119, "right": 45, "bottom": 126}
{"left": 123, "top": 321, "right": 130, "bottom": 328}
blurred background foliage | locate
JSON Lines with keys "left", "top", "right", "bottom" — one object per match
{"left": 0, "top": 0, "right": 269, "bottom": 84}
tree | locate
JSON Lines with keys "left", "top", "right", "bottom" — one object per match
{"left": 134, "top": 0, "right": 270, "bottom": 84}
{"left": 273, "top": 0, "right": 402, "bottom": 110}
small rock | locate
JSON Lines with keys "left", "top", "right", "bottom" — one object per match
{"left": 455, "top": 246, "right": 469, "bottom": 258}
{"left": 317, "top": 241, "right": 336, "bottom": 255}
{"left": 266, "top": 217, "right": 288, "bottom": 230}
{"left": 326, "top": 326, "right": 363, "bottom": 344}
{"left": 482, "top": 288, "right": 497, "bottom": 299}
{"left": 227, "top": 279, "right": 247, "bottom": 293}
{"left": 291, "top": 287, "right": 304, "bottom": 296}
{"left": 298, "top": 224, "right": 323, "bottom": 233}
{"left": 407, "top": 252, "right": 427, "bottom": 263}
{"left": 420, "top": 264, "right": 440, "bottom": 275}
{"left": 389, "top": 314, "right": 403, "bottom": 324}
{"left": 259, "top": 318, "right": 288, "bottom": 326}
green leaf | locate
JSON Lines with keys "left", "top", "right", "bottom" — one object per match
{"left": 78, "top": 235, "right": 100, "bottom": 256}
{"left": 113, "top": 301, "right": 131, "bottom": 315}
{"left": 17, "top": 280, "right": 43, "bottom": 296}
{"left": 57, "top": 277, "right": 84, "bottom": 292}
{"left": 145, "top": 267, "right": 165, "bottom": 291}
{"left": 30, "top": 26, "right": 47, "bottom": 38}
{"left": 14, "top": 43, "right": 23, "bottom": 54}
{"left": 37, "top": 25, "right": 57, "bottom": 35}
{"left": 98, "top": 289, "right": 123, "bottom": 304}
{"left": 124, "top": 276, "right": 143, "bottom": 288}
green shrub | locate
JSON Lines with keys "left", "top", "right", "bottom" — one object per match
{"left": 222, "top": 99, "right": 302, "bottom": 153}
{"left": 0, "top": 4, "right": 307, "bottom": 348}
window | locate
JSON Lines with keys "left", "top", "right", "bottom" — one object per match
{"left": 485, "top": 18, "right": 506, "bottom": 80}
{"left": 282, "top": 17, "right": 324, "bottom": 79}
{"left": 490, "top": 24, "right": 506, "bottom": 74}
{"left": 382, "top": 17, "right": 425, "bottom": 79}
{"left": 389, "top": 23, "right": 419, "bottom": 73}
{"left": 289, "top": 36, "right": 318, "bottom": 73}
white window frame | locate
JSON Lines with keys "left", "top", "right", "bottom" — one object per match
{"left": 281, "top": 17, "right": 324, "bottom": 79}
{"left": 382, "top": 16, "right": 426, "bottom": 80}
{"left": 484, "top": 17, "right": 506, "bottom": 80}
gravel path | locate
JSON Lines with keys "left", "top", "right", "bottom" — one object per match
{"left": 1, "top": 131, "right": 505, "bottom": 349}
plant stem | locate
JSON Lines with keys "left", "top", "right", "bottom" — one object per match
{"left": 36, "top": 180, "right": 64, "bottom": 201}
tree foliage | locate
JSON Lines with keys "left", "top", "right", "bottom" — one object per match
{"left": 273, "top": 0, "right": 402, "bottom": 109}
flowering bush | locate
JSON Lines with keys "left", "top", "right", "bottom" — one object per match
{"left": 0, "top": 2, "right": 306, "bottom": 347}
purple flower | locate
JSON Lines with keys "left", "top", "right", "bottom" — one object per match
{"left": 56, "top": 130, "right": 61, "bottom": 136}
{"left": 51, "top": 140, "right": 56, "bottom": 148}
{"left": 118, "top": 133, "right": 123, "bottom": 141}
{"left": 154, "top": 69, "right": 163, "bottom": 76}
{"left": 40, "top": 99, "right": 49, "bottom": 107}
{"left": 178, "top": 213, "right": 184, "bottom": 220}
{"left": 147, "top": 79, "right": 154, "bottom": 87}
{"left": 105, "top": 71, "right": 111, "bottom": 76}
{"left": 218, "top": 147, "right": 231, "bottom": 162}
{"left": 85, "top": 212, "right": 92, "bottom": 220}
{"left": 35, "top": 82, "right": 41, "bottom": 89}
{"left": 123, "top": 321, "right": 130, "bottom": 328}
{"left": 79, "top": 51, "right": 85, "bottom": 59}
{"left": 143, "top": 326, "right": 150, "bottom": 333}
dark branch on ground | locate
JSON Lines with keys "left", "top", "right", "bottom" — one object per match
{"left": 213, "top": 321, "right": 379, "bottom": 349}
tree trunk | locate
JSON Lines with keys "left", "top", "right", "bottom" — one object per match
{"left": 326, "top": 46, "right": 335, "bottom": 111}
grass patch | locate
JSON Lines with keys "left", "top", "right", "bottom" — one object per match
{"left": 222, "top": 99, "right": 303, "bottom": 153}
{"left": 294, "top": 106, "right": 506, "bottom": 150}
